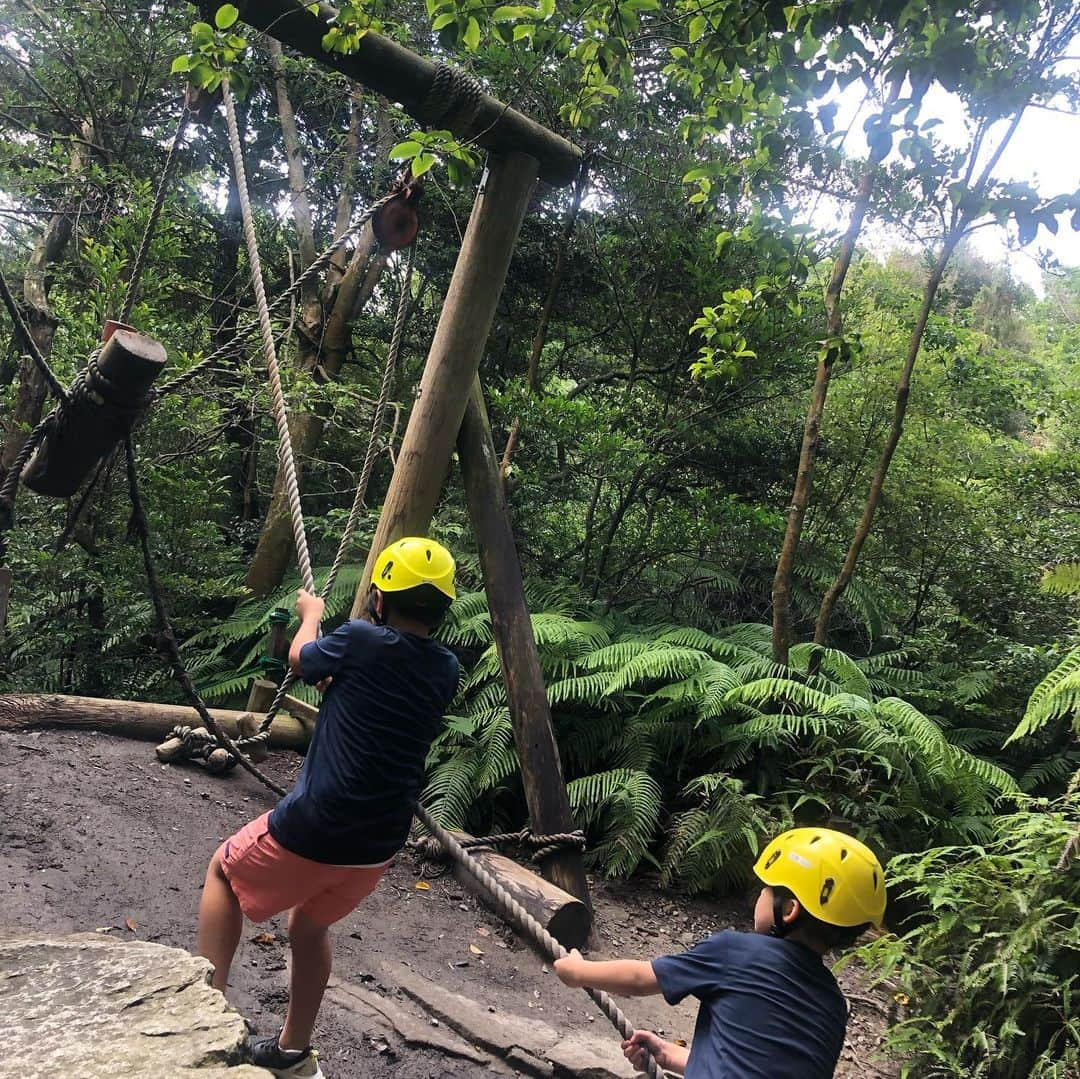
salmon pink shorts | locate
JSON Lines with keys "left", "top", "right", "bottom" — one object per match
{"left": 218, "top": 812, "right": 388, "bottom": 927}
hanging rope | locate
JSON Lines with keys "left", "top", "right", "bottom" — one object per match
{"left": 119, "top": 106, "right": 191, "bottom": 326}
{"left": 0, "top": 271, "right": 70, "bottom": 406}
{"left": 123, "top": 436, "right": 286, "bottom": 797}
{"left": 222, "top": 79, "right": 314, "bottom": 595}
{"left": 244, "top": 242, "right": 418, "bottom": 744}
{"left": 414, "top": 806, "right": 661, "bottom": 1079}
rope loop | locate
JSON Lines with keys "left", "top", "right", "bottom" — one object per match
{"left": 420, "top": 62, "right": 484, "bottom": 133}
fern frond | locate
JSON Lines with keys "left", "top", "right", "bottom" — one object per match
{"left": 1040, "top": 562, "right": 1080, "bottom": 596}
{"left": 1007, "top": 648, "right": 1080, "bottom": 743}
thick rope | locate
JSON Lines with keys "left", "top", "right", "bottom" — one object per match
{"left": 119, "top": 107, "right": 191, "bottom": 326}
{"left": 413, "top": 805, "right": 661, "bottom": 1079}
{"left": 247, "top": 243, "right": 418, "bottom": 742}
{"left": 123, "top": 436, "right": 286, "bottom": 798}
{"left": 410, "top": 826, "right": 586, "bottom": 867}
{"left": 420, "top": 62, "right": 484, "bottom": 132}
{"left": 222, "top": 80, "right": 314, "bottom": 595}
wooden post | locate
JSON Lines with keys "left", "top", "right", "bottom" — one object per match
{"left": 22, "top": 329, "right": 167, "bottom": 498}
{"left": 350, "top": 151, "right": 539, "bottom": 616}
{"left": 457, "top": 379, "right": 591, "bottom": 908}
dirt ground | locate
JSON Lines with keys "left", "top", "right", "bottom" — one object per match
{"left": 0, "top": 728, "right": 898, "bottom": 1078}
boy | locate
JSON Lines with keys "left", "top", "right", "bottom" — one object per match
{"left": 196, "top": 538, "right": 460, "bottom": 1079}
{"left": 554, "top": 828, "right": 887, "bottom": 1078}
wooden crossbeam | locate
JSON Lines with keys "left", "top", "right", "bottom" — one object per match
{"left": 231, "top": 0, "right": 582, "bottom": 187}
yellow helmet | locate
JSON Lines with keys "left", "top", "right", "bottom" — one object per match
{"left": 371, "top": 537, "right": 456, "bottom": 600}
{"left": 754, "top": 827, "right": 886, "bottom": 928}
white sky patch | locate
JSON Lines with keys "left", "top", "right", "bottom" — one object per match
{"left": 808, "top": 58, "right": 1080, "bottom": 293}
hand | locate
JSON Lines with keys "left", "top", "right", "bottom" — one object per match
{"left": 553, "top": 948, "right": 588, "bottom": 988}
{"left": 315, "top": 677, "right": 333, "bottom": 693}
{"left": 622, "top": 1030, "right": 673, "bottom": 1073}
{"left": 295, "top": 589, "right": 325, "bottom": 623}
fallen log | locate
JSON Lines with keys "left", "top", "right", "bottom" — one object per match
{"left": 447, "top": 832, "right": 591, "bottom": 950}
{"left": 0, "top": 693, "right": 311, "bottom": 750}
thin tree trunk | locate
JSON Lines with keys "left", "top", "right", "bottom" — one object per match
{"left": 244, "top": 84, "right": 392, "bottom": 596}
{"left": 500, "top": 167, "right": 587, "bottom": 477}
{"left": 770, "top": 84, "right": 899, "bottom": 665}
{"left": 267, "top": 37, "right": 320, "bottom": 367}
{"left": 813, "top": 237, "right": 959, "bottom": 643}
{"left": 0, "top": 119, "right": 92, "bottom": 486}
{"left": 813, "top": 96, "right": 1031, "bottom": 645}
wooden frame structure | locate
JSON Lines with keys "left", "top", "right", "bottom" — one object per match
{"left": 231, "top": 3, "right": 591, "bottom": 909}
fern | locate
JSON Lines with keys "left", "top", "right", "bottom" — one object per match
{"left": 1007, "top": 648, "right": 1080, "bottom": 743}
{"left": 1039, "top": 562, "right": 1080, "bottom": 596}
{"left": 567, "top": 768, "right": 663, "bottom": 877}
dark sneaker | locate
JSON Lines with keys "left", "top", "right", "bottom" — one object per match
{"left": 249, "top": 1033, "right": 325, "bottom": 1078}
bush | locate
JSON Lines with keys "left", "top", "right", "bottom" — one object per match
{"left": 858, "top": 794, "right": 1080, "bottom": 1078}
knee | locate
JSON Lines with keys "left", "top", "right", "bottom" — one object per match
{"left": 288, "top": 908, "right": 327, "bottom": 946}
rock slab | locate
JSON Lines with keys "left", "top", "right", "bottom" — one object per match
{"left": 0, "top": 932, "right": 270, "bottom": 1078}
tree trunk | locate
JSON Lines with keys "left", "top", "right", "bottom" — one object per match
{"left": 813, "top": 236, "right": 959, "bottom": 644}
{"left": 0, "top": 120, "right": 93, "bottom": 486}
{"left": 770, "top": 85, "right": 899, "bottom": 665}
{"left": 812, "top": 97, "right": 1030, "bottom": 646}
{"left": 500, "top": 167, "right": 587, "bottom": 477}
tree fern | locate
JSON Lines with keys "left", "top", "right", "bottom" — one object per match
{"left": 567, "top": 768, "right": 663, "bottom": 877}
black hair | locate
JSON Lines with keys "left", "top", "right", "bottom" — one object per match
{"left": 368, "top": 583, "right": 452, "bottom": 631}
{"left": 770, "top": 886, "right": 870, "bottom": 952}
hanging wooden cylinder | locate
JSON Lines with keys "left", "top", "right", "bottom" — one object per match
{"left": 22, "top": 328, "right": 167, "bottom": 498}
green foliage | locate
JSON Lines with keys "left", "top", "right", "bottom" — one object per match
{"left": 859, "top": 795, "right": 1080, "bottom": 1078}
{"left": 171, "top": 9, "right": 249, "bottom": 94}
{"left": 424, "top": 593, "right": 1020, "bottom": 890}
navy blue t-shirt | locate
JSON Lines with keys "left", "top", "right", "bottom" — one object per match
{"left": 268, "top": 619, "right": 459, "bottom": 865}
{"left": 652, "top": 930, "right": 847, "bottom": 1079}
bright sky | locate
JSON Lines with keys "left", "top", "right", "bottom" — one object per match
{"left": 818, "top": 66, "right": 1080, "bottom": 294}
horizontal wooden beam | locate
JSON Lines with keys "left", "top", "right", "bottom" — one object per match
{"left": 232, "top": 0, "right": 582, "bottom": 187}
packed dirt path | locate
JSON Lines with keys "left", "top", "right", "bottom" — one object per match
{"left": 1, "top": 728, "right": 897, "bottom": 1077}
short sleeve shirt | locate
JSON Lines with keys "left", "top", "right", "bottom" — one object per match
{"left": 651, "top": 930, "right": 848, "bottom": 1078}
{"left": 268, "top": 619, "right": 459, "bottom": 865}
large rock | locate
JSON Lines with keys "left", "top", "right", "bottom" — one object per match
{"left": 0, "top": 933, "right": 270, "bottom": 1078}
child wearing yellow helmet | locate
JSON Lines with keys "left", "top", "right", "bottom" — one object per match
{"left": 555, "top": 826, "right": 886, "bottom": 1078}
{"left": 196, "top": 538, "right": 459, "bottom": 1079}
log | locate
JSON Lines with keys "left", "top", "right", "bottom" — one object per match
{"left": 351, "top": 151, "right": 538, "bottom": 614}
{"left": 457, "top": 379, "right": 590, "bottom": 908}
{"left": 449, "top": 833, "right": 591, "bottom": 951}
{"left": 0, "top": 693, "right": 310, "bottom": 750}
{"left": 232, "top": 1, "right": 581, "bottom": 187}
{"left": 22, "top": 329, "right": 167, "bottom": 497}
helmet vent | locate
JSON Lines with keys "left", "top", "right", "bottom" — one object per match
{"left": 380, "top": 561, "right": 394, "bottom": 579}
{"left": 764, "top": 850, "right": 781, "bottom": 870}
{"left": 820, "top": 877, "right": 835, "bottom": 905}
{"left": 840, "top": 848, "right": 848, "bottom": 860}
{"left": 873, "top": 870, "right": 879, "bottom": 889}
{"left": 425, "top": 549, "right": 432, "bottom": 560}
{"left": 809, "top": 835, "right": 821, "bottom": 844}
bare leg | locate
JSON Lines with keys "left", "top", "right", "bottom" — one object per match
{"left": 279, "top": 908, "right": 332, "bottom": 1051}
{"left": 196, "top": 850, "right": 243, "bottom": 992}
